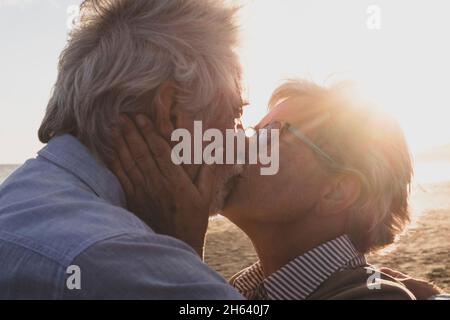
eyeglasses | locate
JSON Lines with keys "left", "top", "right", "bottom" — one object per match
{"left": 246, "top": 121, "right": 340, "bottom": 168}
{"left": 247, "top": 121, "right": 367, "bottom": 191}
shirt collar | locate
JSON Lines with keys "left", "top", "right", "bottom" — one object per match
{"left": 37, "top": 134, "right": 126, "bottom": 209}
{"left": 232, "top": 235, "right": 366, "bottom": 300}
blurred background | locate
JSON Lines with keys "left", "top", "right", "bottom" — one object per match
{"left": 1, "top": 0, "right": 450, "bottom": 166}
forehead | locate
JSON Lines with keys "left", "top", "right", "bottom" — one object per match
{"left": 258, "top": 96, "right": 328, "bottom": 135}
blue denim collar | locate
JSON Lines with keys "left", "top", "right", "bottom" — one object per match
{"left": 38, "top": 134, "right": 126, "bottom": 209}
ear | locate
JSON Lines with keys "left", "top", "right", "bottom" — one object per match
{"left": 152, "top": 82, "right": 177, "bottom": 141}
{"left": 153, "top": 82, "right": 197, "bottom": 141}
{"left": 318, "top": 174, "right": 362, "bottom": 216}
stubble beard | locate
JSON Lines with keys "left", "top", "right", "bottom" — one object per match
{"left": 209, "top": 164, "right": 244, "bottom": 216}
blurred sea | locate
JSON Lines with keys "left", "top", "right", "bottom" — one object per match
{"left": 0, "top": 164, "right": 20, "bottom": 185}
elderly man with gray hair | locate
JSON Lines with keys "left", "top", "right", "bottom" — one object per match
{"left": 0, "top": 0, "right": 245, "bottom": 299}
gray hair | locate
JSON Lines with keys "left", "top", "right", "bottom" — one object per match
{"left": 269, "top": 80, "right": 413, "bottom": 253}
{"left": 39, "top": 0, "right": 242, "bottom": 159}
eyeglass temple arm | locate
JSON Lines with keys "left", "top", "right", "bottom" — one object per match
{"left": 286, "top": 124, "right": 337, "bottom": 164}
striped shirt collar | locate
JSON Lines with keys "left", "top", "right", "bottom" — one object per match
{"left": 232, "top": 235, "right": 366, "bottom": 300}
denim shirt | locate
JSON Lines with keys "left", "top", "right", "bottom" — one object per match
{"left": 0, "top": 134, "right": 243, "bottom": 300}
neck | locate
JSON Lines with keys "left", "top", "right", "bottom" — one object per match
{"left": 240, "top": 217, "right": 344, "bottom": 277}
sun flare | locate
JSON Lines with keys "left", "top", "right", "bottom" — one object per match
{"left": 238, "top": 0, "right": 450, "bottom": 158}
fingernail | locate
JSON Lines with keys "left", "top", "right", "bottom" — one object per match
{"left": 136, "top": 114, "right": 148, "bottom": 128}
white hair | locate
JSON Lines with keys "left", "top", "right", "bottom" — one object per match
{"left": 269, "top": 80, "right": 413, "bottom": 253}
{"left": 39, "top": 0, "right": 242, "bottom": 159}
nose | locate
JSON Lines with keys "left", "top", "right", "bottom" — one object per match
{"left": 235, "top": 119, "right": 244, "bottom": 131}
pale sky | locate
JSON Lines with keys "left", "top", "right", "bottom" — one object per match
{"left": 1, "top": 0, "right": 450, "bottom": 163}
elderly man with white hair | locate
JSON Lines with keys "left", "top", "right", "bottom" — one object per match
{"left": 0, "top": 0, "right": 245, "bottom": 299}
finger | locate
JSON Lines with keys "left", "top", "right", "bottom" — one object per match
{"left": 132, "top": 186, "right": 155, "bottom": 225}
{"left": 135, "top": 114, "right": 190, "bottom": 184}
{"left": 112, "top": 126, "right": 146, "bottom": 187}
{"left": 196, "top": 164, "right": 217, "bottom": 202}
{"left": 380, "top": 267, "right": 409, "bottom": 280}
{"left": 108, "top": 153, "right": 135, "bottom": 198}
{"left": 119, "top": 115, "right": 162, "bottom": 185}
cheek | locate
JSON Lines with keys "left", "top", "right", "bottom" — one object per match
{"left": 222, "top": 141, "right": 325, "bottom": 221}
{"left": 262, "top": 145, "right": 324, "bottom": 216}
{"left": 223, "top": 153, "right": 298, "bottom": 220}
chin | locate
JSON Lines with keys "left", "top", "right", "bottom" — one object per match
{"left": 209, "top": 164, "right": 244, "bottom": 215}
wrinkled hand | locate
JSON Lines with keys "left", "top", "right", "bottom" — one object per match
{"left": 108, "top": 114, "right": 216, "bottom": 258}
{"left": 380, "top": 267, "right": 444, "bottom": 300}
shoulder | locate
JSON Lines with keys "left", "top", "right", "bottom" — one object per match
{"left": 64, "top": 232, "right": 244, "bottom": 300}
{"left": 308, "top": 266, "right": 416, "bottom": 300}
{"left": 0, "top": 160, "right": 151, "bottom": 264}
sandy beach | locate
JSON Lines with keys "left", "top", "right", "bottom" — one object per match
{"left": 205, "top": 182, "right": 450, "bottom": 292}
